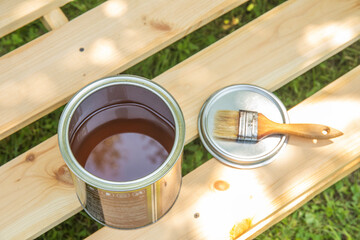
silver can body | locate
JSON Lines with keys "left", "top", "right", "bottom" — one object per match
{"left": 71, "top": 158, "right": 182, "bottom": 228}
{"left": 58, "top": 75, "right": 185, "bottom": 229}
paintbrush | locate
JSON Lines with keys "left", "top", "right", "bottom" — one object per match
{"left": 213, "top": 110, "right": 343, "bottom": 141}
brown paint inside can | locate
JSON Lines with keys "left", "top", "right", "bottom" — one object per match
{"left": 68, "top": 84, "right": 176, "bottom": 182}
{"left": 59, "top": 76, "right": 184, "bottom": 229}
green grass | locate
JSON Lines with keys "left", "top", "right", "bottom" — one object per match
{"left": 0, "top": 0, "right": 359, "bottom": 239}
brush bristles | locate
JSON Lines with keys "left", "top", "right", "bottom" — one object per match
{"left": 213, "top": 110, "right": 239, "bottom": 140}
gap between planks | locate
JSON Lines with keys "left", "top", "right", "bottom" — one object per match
{"left": 86, "top": 65, "right": 360, "bottom": 240}
{"left": 0, "top": 0, "right": 247, "bottom": 140}
{"left": 0, "top": 0, "right": 71, "bottom": 38}
{"left": 0, "top": 0, "right": 359, "bottom": 239}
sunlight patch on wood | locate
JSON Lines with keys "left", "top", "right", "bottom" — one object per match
{"left": 289, "top": 97, "right": 360, "bottom": 131}
{"left": 103, "top": 0, "right": 128, "bottom": 18}
{"left": 304, "top": 21, "right": 356, "bottom": 48}
{"left": 188, "top": 167, "right": 266, "bottom": 240}
{"left": 90, "top": 39, "right": 119, "bottom": 65}
{"left": 26, "top": 72, "right": 57, "bottom": 104}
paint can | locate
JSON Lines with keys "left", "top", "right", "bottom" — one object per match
{"left": 58, "top": 75, "right": 185, "bottom": 229}
{"left": 198, "top": 84, "right": 289, "bottom": 168}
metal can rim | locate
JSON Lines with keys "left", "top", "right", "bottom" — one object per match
{"left": 58, "top": 75, "right": 185, "bottom": 191}
{"left": 198, "top": 84, "right": 289, "bottom": 168}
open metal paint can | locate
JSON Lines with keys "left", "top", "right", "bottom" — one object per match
{"left": 58, "top": 75, "right": 185, "bottom": 229}
{"left": 198, "top": 84, "right": 289, "bottom": 168}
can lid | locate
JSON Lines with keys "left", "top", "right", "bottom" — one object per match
{"left": 198, "top": 84, "right": 289, "bottom": 168}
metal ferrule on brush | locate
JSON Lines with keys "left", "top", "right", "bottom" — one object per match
{"left": 237, "top": 110, "right": 258, "bottom": 141}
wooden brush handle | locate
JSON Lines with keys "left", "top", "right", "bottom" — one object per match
{"left": 258, "top": 113, "right": 343, "bottom": 139}
{"left": 272, "top": 123, "right": 343, "bottom": 139}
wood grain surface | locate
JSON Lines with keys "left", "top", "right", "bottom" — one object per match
{"left": 0, "top": 0, "right": 247, "bottom": 238}
{"left": 0, "top": 0, "right": 359, "bottom": 239}
{"left": 0, "top": 0, "right": 246, "bottom": 140}
{"left": 41, "top": 7, "right": 69, "bottom": 31}
{"left": 0, "top": 136, "right": 81, "bottom": 240}
{"left": 0, "top": 0, "right": 71, "bottom": 38}
{"left": 157, "top": 0, "right": 359, "bottom": 142}
{"left": 86, "top": 65, "right": 360, "bottom": 240}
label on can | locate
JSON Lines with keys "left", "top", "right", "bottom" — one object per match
{"left": 85, "top": 184, "right": 105, "bottom": 222}
{"left": 85, "top": 183, "right": 152, "bottom": 228}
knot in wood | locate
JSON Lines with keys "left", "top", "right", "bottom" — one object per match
{"left": 213, "top": 180, "right": 230, "bottom": 191}
{"left": 150, "top": 20, "right": 172, "bottom": 31}
{"left": 55, "top": 165, "right": 73, "bottom": 186}
{"left": 25, "top": 153, "right": 35, "bottom": 162}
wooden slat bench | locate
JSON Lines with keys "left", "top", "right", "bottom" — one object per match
{"left": 0, "top": 0, "right": 71, "bottom": 38}
{"left": 0, "top": 0, "right": 359, "bottom": 239}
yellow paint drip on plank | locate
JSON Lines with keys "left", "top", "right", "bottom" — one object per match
{"left": 229, "top": 218, "right": 253, "bottom": 240}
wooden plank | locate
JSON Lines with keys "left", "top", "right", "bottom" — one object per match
{"left": 0, "top": 0, "right": 247, "bottom": 140}
{"left": 0, "top": 136, "right": 81, "bottom": 240}
{"left": 0, "top": 0, "right": 248, "bottom": 238}
{"left": 0, "top": 0, "right": 71, "bottom": 38}
{"left": 86, "top": 65, "right": 360, "bottom": 240}
{"left": 0, "top": 0, "right": 359, "bottom": 239}
{"left": 239, "top": 156, "right": 360, "bottom": 239}
{"left": 154, "top": 0, "right": 360, "bottom": 143}
{"left": 41, "top": 7, "right": 69, "bottom": 30}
